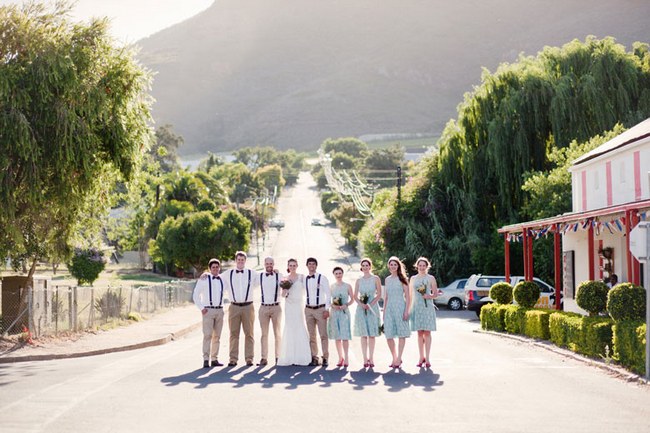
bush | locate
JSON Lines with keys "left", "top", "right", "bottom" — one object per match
{"left": 480, "top": 303, "right": 507, "bottom": 331}
{"left": 94, "top": 289, "right": 125, "bottom": 320}
{"left": 504, "top": 305, "right": 527, "bottom": 334}
{"left": 490, "top": 282, "right": 513, "bottom": 305}
{"left": 581, "top": 317, "right": 614, "bottom": 358}
{"left": 607, "top": 283, "right": 646, "bottom": 322}
{"left": 68, "top": 247, "right": 106, "bottom": 286}
{"left": 549, "top": 311, "right": 583, "bottom": 350}
{"left": 513, "top": 281, "right": 541, "bottom": 308}
{"left": 576, "top": 280, "right": 609, "bottom": 316}
{"left": 612, "top": 320, "right": 645, "bottom": 375}
{"left": 523, "top": 309, "right": 551, "bottom": 340}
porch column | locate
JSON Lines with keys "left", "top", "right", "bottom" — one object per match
{"left": 522, "top": 229, "right": 529, "bottom": 280}
{"left": 588, "top": 223, "right": 595, "bottom": 280}
{"left": 554, "top": 227, "right": 562, "bottom": 310}
{"left": 527, "top": 229, "right": 534, "bottom": 281}
{"left": 504, "top": 233, "right": 511, "bottom": 284}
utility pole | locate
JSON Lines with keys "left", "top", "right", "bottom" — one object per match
{"left": 396, "top": 166, "right": 402, "bottom": 204}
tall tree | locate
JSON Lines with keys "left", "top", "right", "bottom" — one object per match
{"left": 152, "top": 124, "right": 182, "bottom": 173}
{"left": 0, "top": 1, "right": 153, "bottom": 277}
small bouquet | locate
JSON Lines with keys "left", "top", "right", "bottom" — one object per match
{"left": 416, "top": 283, "right": 429, "bottom": 308}
{"left": 280, "top": 278, "right": 293, "bottom": 297}
{"left": 359, "top": 293, "right": 369, "bottom": 316}
{"left": 332, "top": 295, "right": 346, "bottom": 314}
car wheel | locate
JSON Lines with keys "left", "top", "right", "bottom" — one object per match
{"left": 448, "top": 297, "right": 462, "bottom": 311}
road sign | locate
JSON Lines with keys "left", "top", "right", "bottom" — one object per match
{"left": 629, "top": 222, "right": 650, "bottom": 261}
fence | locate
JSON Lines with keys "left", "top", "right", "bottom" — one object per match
{"left": 0, "top": 280, "right": 195, "bottom": 338}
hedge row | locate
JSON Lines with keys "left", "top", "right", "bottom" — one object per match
{"left": 481, "top": 305, "right": 644, "bottom": 373}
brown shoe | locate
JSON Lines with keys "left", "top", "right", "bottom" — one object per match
{"left": 227, "top": 361, "right": 237, "bottom": 367}
{"left": 246, "top": 360, "right": 253, "bottom": 366}
{"left": 308, "top": 357, "right": 320, "bottom": 366}
{"left": 258, "top": 359, "right": 268, "bottom": 366}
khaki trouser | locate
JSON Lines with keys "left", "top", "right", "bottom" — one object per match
{"left": 201, "top": 308, "right": 224, "bottom": 361}
{"left": 305, "top": 306, "right": 329, "bottom": 360}
{"left": 229, "top": 303, "right": 255, "bottom": 363}
{"left": 258, "top": 304, "right": 282, "bottom": 360}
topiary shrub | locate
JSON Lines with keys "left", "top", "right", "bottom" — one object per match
{"left": 549, "top": 311, "right": 583, "bottom": 349}
{"left": 607, "top": 283, "right": 646, "bottom": 322}
{"left": 480, "top": 303, "right": 507, "bottom": 331}
{"left": 504, "top": 305, "right": 527, "bottom": 334}
{"left": 579, "top": 317, "right": 614, "bottom": 358}
{"left": 524, "top": 309, "right": 551, "bottom": 340}
{"left": 513, "top": 281, "right": 541, "bottom": 308}
{"left": 575, "top": 280, "right": 609, "bottom": 316}
{"left": 68, "top": 247, "right": 106, "bottom": 286}
{"left": 490, "top": 282, "right": 513, "bottom": 305}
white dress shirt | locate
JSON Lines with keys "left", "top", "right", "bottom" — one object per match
{"left": 193, "top": 274, "right": 226, "bottom": 309}
{"left": 223, "top": 268, "right": 257, "bottom": 303}
{"left": 258, "top": 271, "right": 283, "bottom": 305}
{"left": 304, "top": 272, "right": 331, "bottom": 308}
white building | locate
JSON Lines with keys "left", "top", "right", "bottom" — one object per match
{"left": 499, "top": 117, "right": 650, "bottom": 313}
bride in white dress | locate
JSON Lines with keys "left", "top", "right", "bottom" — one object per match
{"left": 277, "top": 258, "right": 312, "bottom": 366}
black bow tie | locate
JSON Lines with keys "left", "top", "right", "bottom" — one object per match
{"left": 266, "top": 273, "right": 274, "bottom": 276}
{"left": 236, "top": 270, "right": 244, "bottom": 273}
{"left": 212, "top": 276, "right": 220, "bottom": 280}
{"left": 306, "top": 275, "right": 315, "bottom": 279}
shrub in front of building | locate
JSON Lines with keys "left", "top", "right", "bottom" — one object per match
{"left": 612, "top": 320, "right": 646, "bottom": 375}
{"left": 480, "top": 303, "right": 507, "bottom": 331}
{"left": 68, "top": 247, "right": 107, "bottom": 286}
{"left": 490, "top": 282, "right": 513, "bottom": 305}
{"left": 504, "top": 305, "right": 527, "bottom": 334}
{"left": 549, "top": 311, "right": 583, "bottom": 350}
{"left": 523, "top": 310, "right": 551, "bottom": 340}
{"left": 607, "top": 283, "right": 646, "bottom": 322}
{"left": 576, "top": 280, "right": 609, "bottom": 316}
{"left": 513, "top": 281, "right": 541, "bottom": 308}
{"left": 580, "top": 317, "right": 614, "bottom": 358}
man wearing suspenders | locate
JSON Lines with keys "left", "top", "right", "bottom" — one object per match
{"left": 304, "top": 257, "right": 331, "bottom": 366}
{"left": 192, "top": 258, "right": 225, "bottom": 368}
{"left": 222, "top": 251, "right": 256, "bottom": 366}
{"left": 257, "top": 256, "right": 282, "bottom": 366}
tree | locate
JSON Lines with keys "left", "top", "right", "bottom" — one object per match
{"left": 322, "top": 137, "right": 369, "bottom": 158}
{"left": 0, "top": 2, "right": 153, "bottom": 277}
{"left": 152, "top": 124, "right": 182, "bottom": 173}
{"left": 255, "top": 164, "right": 285, "bottom": 191}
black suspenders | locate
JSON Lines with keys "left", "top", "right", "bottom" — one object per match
{"left": 230, "top": 270, "right": 252, "bottom": 302}
{"left": 260, "top": 273, "right": 280, "bottom": 304}
{"left": 306, "top": 274, "right": 322, "bottom": 305}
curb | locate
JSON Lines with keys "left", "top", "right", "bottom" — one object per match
{"left": 475, "top": 328, "right": 648, "bottom": 385}
{"left": 0, "top": 322, "right": 201, "bottom": 364}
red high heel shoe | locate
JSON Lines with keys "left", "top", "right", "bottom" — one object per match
{"left": 363, "top": 361, "right": 370, "bottom": 368}
{"left": 425, "top": 361, "right": 431, "bottom": 368}
{"left": 336, "top": 359, "right": 344, "bottom": 367}
{"left": 395, "top": 360, "right": 403, "bottom": 369}
{"left": 368, "top": 361, "right": 375, "bottom": 368}
{"left": 417, "top": 358, "right": 425, "bottom": 367}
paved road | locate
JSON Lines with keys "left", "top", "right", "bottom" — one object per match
{"left": 1, "top": 173, "right": 648, "bottom": 433}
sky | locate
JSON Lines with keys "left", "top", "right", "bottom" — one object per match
{"left": 0, "top": 0, "right": 214, "bottom": 43}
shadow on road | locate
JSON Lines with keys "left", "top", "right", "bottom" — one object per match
{"left": 161, "top": 365, "right": 442, "bottom": 392}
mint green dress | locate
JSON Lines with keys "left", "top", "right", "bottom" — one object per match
{"left": 383, "top": 275, "right": 411, "bottom": 338}
{"left": 353, "top": 276, "right": 381, "bottom": 337}
{"left": 327, "top": 283, "right": 352, "bottom": 340}
{"left": 410, "top": 275, "right": 437, "bottom": 331}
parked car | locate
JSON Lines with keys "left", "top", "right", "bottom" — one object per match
{"left": 311, "top": 218, "right": 325, "bottom": 226}
{"left": 464, "top": 274, "right": 561, "bottom": 316}
{"left": 434, "top": 278, "right": 467, "bottom": 310}
{"left": 269, "top": 218, "right": 285, "bottom": 229}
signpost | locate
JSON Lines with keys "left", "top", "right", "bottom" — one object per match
{"left": 628, "top": 221, "right": 650, "bottom": 381}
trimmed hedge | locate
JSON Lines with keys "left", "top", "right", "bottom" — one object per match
{"left": 549, "top": 311, "right": 583, "bottom": 351}
{"left": 612, "top": 320, "right": 646, "bottom": 375}
{"left": 524, "top": 310, "right": 551, "bottom": 340}
{"left": 504, "top": 305, "right": 527, "bottom": 334}
{"left": 480, "top": 303, "right": 507, "bottom": 331}
{"left": 575, "top": 280, "right": 609, "bottom": 316}
{"left": 608, "top": 283, "right": 646, "bottom": 322}
{"left": 513, "top": 281, "right": 541, "bottom": 308}
{"left": 581, "top": 317, "right": 614, "bottom": 358}
{"left": 490, "top": 282, "right": 513, "bottom": 305}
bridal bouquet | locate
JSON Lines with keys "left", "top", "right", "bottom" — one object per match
{"left": 359, "top": 293, "right": 369, "bottom": 316}
{"left": 280, "top": 278, "right": 293, "bottom": 297}
{"left": 332, "top": 296, "right": 346, "bottom": 314}
{"left": 416, "top": 283, "right": 429, "bottom": 308}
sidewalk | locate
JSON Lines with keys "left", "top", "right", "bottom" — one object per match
{"left": 0, "top": 305, "right": 200, "bottom": 363}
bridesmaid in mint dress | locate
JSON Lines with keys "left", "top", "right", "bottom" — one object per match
{"left": 327, "top": 266, "right": 354, "bottom": 367}
{"left": 409, "top": 257, "right": 438, "bottom": 369}
{"left": 353, "top": 258, "right": 382, "bottom": 368}
{"left": 383, "top": 256, "right": 411, "bottom": 369}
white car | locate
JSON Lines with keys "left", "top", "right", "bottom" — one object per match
{"left": 434, "top": 278, "right": 467, "bottom": 310}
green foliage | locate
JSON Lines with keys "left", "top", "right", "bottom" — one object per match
{"left": 68, "top": 248, "right": 106, "bottom": 286}
{"left": 94, "top": 289, "right": 125, "bottom": 320}
{"left": 231, "top": 146, "right": 305, "bottom": 186}
{"left": 480, "top": 303, "right": 507, "bottom": 332}
{"left": 320, "top": 191, "right": 340, "bottom": 218}
{"left": 523, "top": 309, "right": 552, "bottom": 340}
{"left": 255, "top": 164, "right": 286, "bottom": 191}
{"left": 330, "top": 202, "right": 365, "bottom": 251}
{"left": 490, "top": 282, "right": 513, "bottom": 305}
{"left": 322, "top": 137, "right": 369, "bottom": 158}
{"left": 607, "top": 283, "right": 646, "bottom": 322}
{"left": 359, "top": 37, "right": 650, "bottom": 285}
{"left": 152, "top": 124, "right": 182, "bottom": 173}
{"left": 549, "top": 311, "right": 584, "bottom": 351}
{"left": 127, "top": 311, "right": 143, "bottom": 322}
{"left": 0, "top": 2, "right": 153, "bottom": 271}
{"left": 576, "top": 280, "right": 610, "bottom": 316}
{"left": 612, "top": 321, "right": 646, "bottom": 375}
{"left": 513, "top": 281, "right": 541, "bottom": 308}
{"left": 503, "top": 305, "right": 527, "bottom": 334}
{"left": 581, "top": 317, "right": 614, "bottom": 358}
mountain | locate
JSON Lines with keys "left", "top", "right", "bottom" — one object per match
{"left": 136, "top": 0, "right": 650, "bottom": 154}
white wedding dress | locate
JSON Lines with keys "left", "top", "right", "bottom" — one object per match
{"left": 277, "top": 275, "right": 312, "bottom": 366}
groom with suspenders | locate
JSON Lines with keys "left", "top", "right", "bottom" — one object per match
{"left": 192, "top": 258, "right": 225, "bottom": 368}
{"left": 257, "top": 256, "right": 282, "bottom": 366}
{"left": 304, "top": 257, "right": 331, "bottom": 366}
{"left": 222, "top": 251, "right": 255, "bottom": 366}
